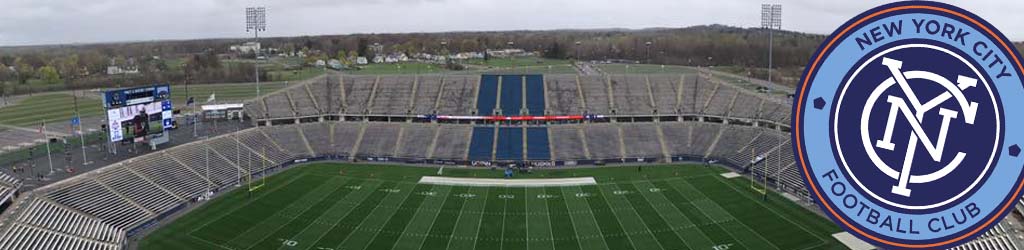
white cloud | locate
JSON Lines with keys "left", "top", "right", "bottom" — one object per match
{"left": 0, "top": 0, "right": 1021, "bottom": 46}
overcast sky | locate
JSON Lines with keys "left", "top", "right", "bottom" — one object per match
{"left": 1, "top": 0, "right": 1022, "bottom": 47}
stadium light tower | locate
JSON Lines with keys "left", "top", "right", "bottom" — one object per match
{"left": 246, "top": 7, "right": 267, "bottom": 97}
{"left": 761, "top": 4, "right": 782, "bottom": 85}
{"left": 645, "top": 41, "right": 653, "bottom": 64}
{"left": 575, "top": 41, "right": 581, "bottom": 60}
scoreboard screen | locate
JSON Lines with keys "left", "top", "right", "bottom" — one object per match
{"left": 104, "top": 85, "right": 174, "bottom": 142}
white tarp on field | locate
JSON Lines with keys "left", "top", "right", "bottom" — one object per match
{"left": 418, "top": 176, "right": 597, "bottom": 187}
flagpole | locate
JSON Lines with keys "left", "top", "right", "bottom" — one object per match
{"left": 74, "top": 91, "right": 90, "bottom": 166}
{"left": 41, "top": 121, "right": 54, "bottom": 175}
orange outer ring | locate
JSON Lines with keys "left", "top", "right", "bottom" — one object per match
{"left": 795, "top": 5, "right": 1024, "bottom": 249}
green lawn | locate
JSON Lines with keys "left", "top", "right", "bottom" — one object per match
{"left": 140, "top": 163, "right": 846, "bottom": 250}
{"left": 0, "top": 93, "right": 103, "bottom": 127}
{"left": 464, "top": 57, "right": 571, "bottom": 68}
{"left": 169, "top": 81, "right": 290, "bottom": 106}
{"left": 346, "top": 62, "right": 450, "bottom": 75}
{"left": 596, "top": 64, "right": 699, "bottom": 74}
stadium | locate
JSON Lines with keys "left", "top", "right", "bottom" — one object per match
{"left": 0, "top": 68, "right": 1017, "bottom": 250}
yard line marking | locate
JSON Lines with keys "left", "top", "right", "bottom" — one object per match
{"left": 235, "top": 176, "right": 349, "bottom": 249}
{"left": 336, "top": 182, "right": 417, "bottom": 250}
{"left": 300, "top": 180, "right": 385, "bottom": 250}
{"left": 560, "top": 187, "right": 589, "bottom": 250}
{"left": 588, "top": 185, "right": 641, "bottom": 250}
{"left": 460, "top": 187, "right": 489, "bottom": 250}
{"left": 415, "top": 186, "right": 459, "bottom": 250}
{"left": 388, "top": 185, "right": 450, "bottom": 250}
{"left": 711, "top": 176, "right": 830, "bottom": 246}
{"left": 601, "top": 183, "right": 666, "bottom": 250}
{"left": 674, "top": 178, "right": 775, "bottom": 250}
{"left": 186, "top": 172, "right": 313, "bottom": 247}
{"left": 275, "top": 179, "right": 373, "bottom": 250}
{"left": 632, "top": 181, "right": 705, "bottom": 250}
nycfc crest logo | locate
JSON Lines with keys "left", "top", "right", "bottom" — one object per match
{"left": 794, "top": 2, "right": 1024, "bottom": 248}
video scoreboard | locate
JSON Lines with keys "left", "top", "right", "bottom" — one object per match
{"left": 103, "top": 85, "right": 174, "bottom": 143}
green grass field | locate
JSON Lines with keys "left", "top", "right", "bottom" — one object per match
{"left": 0, "top": 93, "right": 103, "bottom": 127}
{"left": 140, "top": 163, "right": 846, "bottom": 250}
{"left": 169, "top": 81, "right": 290, "bottom": 105}
{"left": 596, "top": 64, "right": 699, "bottom": 74}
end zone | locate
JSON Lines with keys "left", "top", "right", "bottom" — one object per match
{"left": 417, "top": 176, "right": 597, "bottom": 187}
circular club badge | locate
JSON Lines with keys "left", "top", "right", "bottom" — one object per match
{"left": 793, "top": 1, "right": 1024, "bottom": 248}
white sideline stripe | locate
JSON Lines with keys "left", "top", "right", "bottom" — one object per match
{"left": 720, "top": 172, "right": 741, "bottom": 179}
{"left": 832, "top": 232, "right": 876, "bottom": 250}
{"left": 417, "top": 176, "right": 597, "bottom": 187}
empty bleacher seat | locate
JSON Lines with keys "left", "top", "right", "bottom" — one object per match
{"left": 526, "top": 127, "right": 551, "bottom": 160}
{"left": 495, "top": 127, "right": 524, "bottom": 160}
{"left": 500, "top": 75, "right": 523, "bottom": 115}
{"left": 525, "top": 75, "right": 545, "bottom": 115}
{"left": 477, "top": 75, "right": 499, "bottom": 115}
{"left": 468, "top": 126, "right": 495, "bottom": 161}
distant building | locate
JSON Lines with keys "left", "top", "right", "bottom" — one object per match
{"left": 230, "top": 42, "right": 261, "bottom": 53}
{"left": 328, "top": 59, "right": 343, "bottom": 69}
{"left": 314, "top": 60, "right": 326, "bottom": 67}
{"left": 106, "top": 65, "right": 139, "bottom": 75}
{"left": 356, "top": 57, "right": 369, "bottom": 65}
{"left": 372, "top": 55, "right": 385, "bottom": 64}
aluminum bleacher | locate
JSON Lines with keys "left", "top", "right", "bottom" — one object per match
{"left": 46, "top": 180, "right": 151, "bottom": 230}
{"left": 343, "top": 76, "right": 375, "bottom": 113}
{"left": 287, "top": 86, "right": 318, "bottom": 117}
{"left": 544, "top": 75, "right": 583, "bottom": 115}
{"left": 309, "top": 74, "right": 342, "bottom": 114}
{"left": 356, "top": 123, "right": 401, "bottom": 157}
{"left": 549, "top": 125, "right": 586, "bottom": 160}
{"left": 369, "top": 76, "right": 413, "bottom": 114}
{"left": 648, "top": 75, "right": 680, "bottom": 114}
{"left": 411, "top": 75, "right": 443, "bottom": 114}
{"left": 583, "top": 124, "right": 622, "bottom": 159}
{"left": 436, "top": 75, "right": 477, "bottom": 115}
{"left": 661, "top": 122, "right": 694, "bottom": 157}
{"left": 579, "top": 75, "right": 612, "bottom": 114}
{"left": 299, "top": 123, "right": 333, "bottom": 156}
{"left": 261, "top": 125, "right": 310, "bottom": 157}
{"left": 2, "top": 198, "right": 123, "bottom": 250}
{"left": 0, "top": 172, "right": 20, "bottom": 206}
{"left": 432, "top": 125, "right": 471, "bottom": 160}
{"left": 620, "top": 123, "right": 663, "bottom": 158}
{"left": 609, "top": 75, "right": 653, "bottom": 114}
{"left": 331, "top": 122, "right": 364, "bottom": 156}
{"left": 396, "top": 124, "right": 436, "bottom": 159}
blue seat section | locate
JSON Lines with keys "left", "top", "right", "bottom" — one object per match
{"left": 495, "top": 127, "right": 524, "bottom": 160}
{"left": 526, "top": 127, "right": 551, "bottom": 160}
{"left": 468, "top": 127, "right": 495, "bottom": 160}
{"left": 477, "top": 75, "right": 499, "bottom": 115}
{"left": 499, "top": 75, "right": 523, "bottom": 115}
{"left": 525, "top": 75, "right": 545, "bottom": 115}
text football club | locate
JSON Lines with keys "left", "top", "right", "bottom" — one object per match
{"left": 793, "top": 1, "right": 1024, "bottom": 249}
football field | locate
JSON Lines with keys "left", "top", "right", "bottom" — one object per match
{"left": 140, "top": 163, "right": 847, "bottom": 250}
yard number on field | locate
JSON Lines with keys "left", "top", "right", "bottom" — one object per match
{"left": 712, "top": 243, "right": 734, "bottom": 250}
{"left": 277, "top": 238, "right": 298, "bottom": 247}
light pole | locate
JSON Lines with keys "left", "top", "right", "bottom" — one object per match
{"left": 246, "top": 7, "right": 267, "bottom": 97}
{"left": 574, "top": 41, "right": 581, "bottom": 61}
{"left": 644, "top": 41, "right": 652, "bottom": 64}
{"left": 760, "top": 3, "right": 781, "bottom": 201}
{"left": 761, "top": 4, "right": 782, "bottom": 86}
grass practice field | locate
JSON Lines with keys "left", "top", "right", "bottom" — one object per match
{"left": 0, "top": 93, "right": 103, "bottom": 127}
{"left": 140, "top": 163, "right": 845, "bottom": 250}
